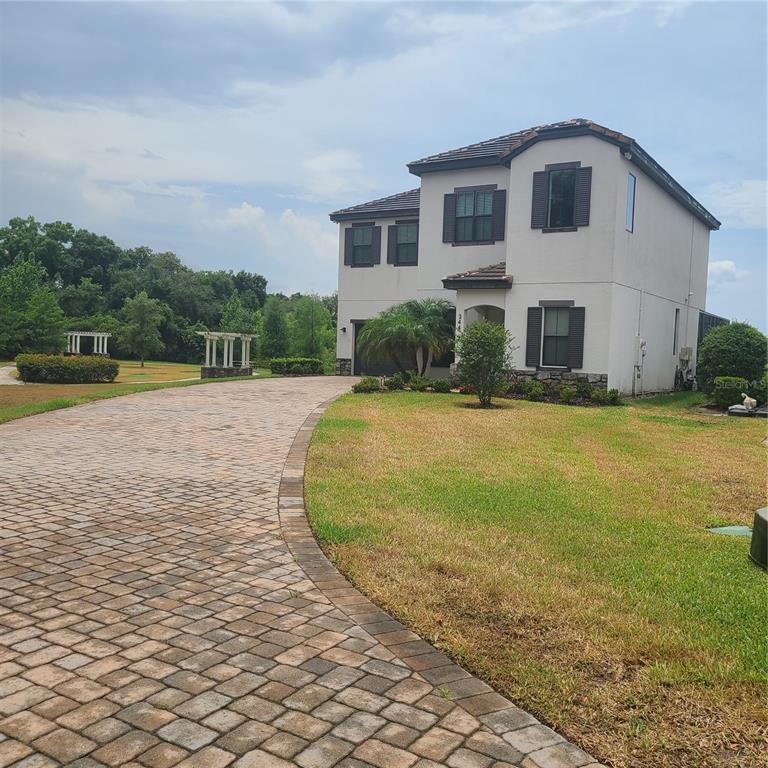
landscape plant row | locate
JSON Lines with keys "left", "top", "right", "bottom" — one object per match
{"left": 353, "top": 371, "right": 622, "bottom": 405}
{"left": 16, "top": 354, "right": 120, "bottom": 383}
{"left": 268, "top": 357, "right": 324, "bottom": 375}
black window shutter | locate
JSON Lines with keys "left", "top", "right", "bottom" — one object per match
{"left": 531, "top": 171, "right": 548, "bottom": 228}
{"left": 525, "top": 307, "right": 543, "bottom": 367}
{"left": 343, "top": 228, "right": 354, "bottom": 265}
{"left": 387, "top": 225, "right": 397, "bottom": 264}
{"left": 567, "top": 306, "right": 585, "bottom": 368}
{"left": 443, "top": 194, "right": 457, "bottom": 243}
{"left": 573, "top": 167, "right": 592, "bottom": 227}
{"left": 492, "top": 189, "right": 506, "bottom": 241}
{"left": 372, "top": 226, "right": 382, "bottom": 264}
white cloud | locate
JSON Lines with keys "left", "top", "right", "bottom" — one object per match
{"left": 698, "top": 180, "right": 767, "bottom": 229}
{"left": 708, "top": 259, "right": 749, "bottom": 288}
{"left": 212, "top": 202, "right": 267, "bottom": 230}
{"left": 654, "top": 2, "right": 692, "bottom": 28}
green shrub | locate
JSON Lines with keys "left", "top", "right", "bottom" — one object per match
{"left": 455, "top": 320, "right": 515, "bottom": 408}
{"left": 384, "top": 372, "right": 405, "bottom": 390}
{"left": 431, "top": 378, "right": 452, "bottom": 393}
{"left": 710, "top": 376, "right": 749, "bottom": 409}
{"left": 590, "top": 388, "right": 611, "bottom": 405}
{"left": 508, "top": 378, "right": 527, "bottom": 396}
{"left": 748, "top": 375, "right": 768, "bottom": 406}
{"left": 526, "top": 381, "right": 546, "bottom": 401}
{"left": 697, "top": 322, "right": 767, "bottom": 393}
{"left": 576, "top": 380, "right": 593, "bottom": 399}
{"left": 16, "top": 354, "right": 119, "bottom": 384}
{"left": 545, "top": 381, "right": 560, "bottom": 399}
{"left": 352, "top": 376, "right": 381, "bottom": 393}
{"left": 606, "top": 388, "right": 623, "bottom": 405}
{"left": 269, "top": 357, "right": 323, "bottom": 375}
{"left": 408, "top": 374, "right": 430, "bottom": 392}
{"left": 560, "top": 385, "right": 577, "bottom": 403}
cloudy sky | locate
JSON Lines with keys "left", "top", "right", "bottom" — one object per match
{"left": 1, "top": 1, "right": 765, "bottom": 328}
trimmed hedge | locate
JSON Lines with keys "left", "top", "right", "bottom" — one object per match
{"left": 269, "top": 357, "right": 323, "bottom": 375}
{"left": 16, "top": 354, "right": 119, "bottom": 384}
{"left": 711, "top": 376, "right": 749, "bottom": 409}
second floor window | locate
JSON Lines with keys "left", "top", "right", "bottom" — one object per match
{"left": 352, "top": 225, "right": 374, "bottom": 266}
{"left": 456, "top": 190, "right": 493, "bottom": 242}
{"left": 542, "top": 306, "right": 570, "bottom": 366}
{"left": 548, "top": 169, "right": 577, "bottom": 228}
{"left": 396, "top": 222, "right": 418, "bottom": 264}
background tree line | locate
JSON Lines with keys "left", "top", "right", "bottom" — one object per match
{"left": 0, "top": 216, "right": 337, "bottom": 367}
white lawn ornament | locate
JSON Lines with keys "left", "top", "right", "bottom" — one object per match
{"left": 742, "top": 393, "right": 757, "bottom": 410}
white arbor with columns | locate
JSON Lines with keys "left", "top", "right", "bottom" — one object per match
{"left": 65, "top": 331, "right": 111, "bottom": 355}
{"left": 197, "top": 331, "right": 255, "bottom": 376}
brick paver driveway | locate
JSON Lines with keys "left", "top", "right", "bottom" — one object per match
{"left": 0, "top": 379, "right": 600, "bottom": 768}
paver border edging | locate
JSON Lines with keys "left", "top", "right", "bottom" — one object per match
{"left": 277, "top": 397, "right": 606, "bottom": 768}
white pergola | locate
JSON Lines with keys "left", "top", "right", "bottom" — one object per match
{"left": 64, "top": 331, "right": 111, "bottom": 355}
{"left": 197, "top": 331, "right": 255, "bottom": 368}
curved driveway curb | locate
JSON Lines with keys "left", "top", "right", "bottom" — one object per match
{"left": 0, "top": 378, "right": 603, "bottom": 768}
{"left": 278, "top": 399, "right": 604, "bottom": 768}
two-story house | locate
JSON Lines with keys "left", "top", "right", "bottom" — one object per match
{"left": 330, "top": 119, "right": 721, "bottom": 394}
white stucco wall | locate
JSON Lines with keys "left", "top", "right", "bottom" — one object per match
{"left": 335, "top": 132, "right": 714, "bottom": 392}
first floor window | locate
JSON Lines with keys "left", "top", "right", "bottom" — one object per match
{"left": 456, "top": 190, "right": 493, "bottom": 242}
{"left": 396, "top": 222, "right": 418, "bottom": 264}
{"left": 548, "top": 169, "right": 577, "bottom": 228}
{"left": 352, "top": 225, "right": 373, "bottom": 265}
{"left": 543, "top": 306, "right": 570, "bottom": 366}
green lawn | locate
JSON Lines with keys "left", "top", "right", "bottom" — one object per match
{"left": 306, "top": 392, "right": 767, "bottom": 768}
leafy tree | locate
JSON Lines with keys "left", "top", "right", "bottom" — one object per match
{"left": 59, "top": 277, "right": 105, "bottom": 318}
{"left": 455, "top": 320, "right": 515, "bottom": 408}
{"left": 233, "top": 270, "right": 267, "bottom": 309}
{"left": 358, "top": 299, "right": 454, "bottom": 375}
{"left": 697, "top": 322, "right": 767, "bottom": 392}
{"left": 291, "top": 296, "right": 333, "bottom": 357}
{"left": 120, "top": 291, "right": 165, "bottom": 366}
{"left": 262, "top": 296, "right": 289, "bottom": 359}
{"left": 220, "top": 291, "right": 257, "bottom": 334}
{"left": 0, "top": 259, "right": 65, "bottom": 357}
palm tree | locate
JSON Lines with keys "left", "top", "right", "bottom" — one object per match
{"left": 357, "top": 299, "right": 454, "bottom": 376}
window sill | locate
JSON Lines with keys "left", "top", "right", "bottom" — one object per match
{"left": 349, "top": 263, "right": 375, "bottom": 268}
{"left": 393, "top": 262, "right": 418, "bottom": 267}
{"left": 451, "top": 240, "right": 497, "bottom": 247}
{"left": 541, "top": 227, "right": 578, "bottom": 233}
{"left": 536, "top": 366, "right": 571, "bottom": 372}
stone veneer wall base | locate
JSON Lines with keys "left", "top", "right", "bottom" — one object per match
{"left": 335, "top": 357, "right": 352, "bottom": 375}
{"left": 277, "top": 397, "right": 607, "bottom": 768}
{"left": 511, "top": 369, "right": 609, "bottom": 389}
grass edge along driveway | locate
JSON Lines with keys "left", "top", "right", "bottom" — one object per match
{"left": 0, "top": 368, "right": 276, "bottom": 425}
{"left": 306, "top": 391, "right": 767, "bottom": 768}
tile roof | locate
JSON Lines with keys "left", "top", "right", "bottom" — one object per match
{"left": 442, "top": 262, "right": 513, "bottom": 289}
{"left": 330, "top": 188, "right": 420, "bottom": 222}
{"left": 409, "top": 119, "right": 605, "bottom": 167}
{"left": 407, "top": 118, "right": 720, "bottom": 230}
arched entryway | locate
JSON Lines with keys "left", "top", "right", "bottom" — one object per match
{"left": 464, "top": 304, "right": 505, "bottom": 327}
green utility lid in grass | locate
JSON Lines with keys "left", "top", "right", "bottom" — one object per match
{"left": 707, "top": 525, "right": 752, "bottom": 537}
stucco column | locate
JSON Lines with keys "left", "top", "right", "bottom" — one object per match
{"left": 212, "top": 337, "right": 217, "bottom": 367}
{"left": 96, "top": 335, "right": 101, "bottom": 354}
{"left": 204, "top": 338, "right": 211, "bottom": 367}
{"left": 104, "top": 335, "right": 109, "bottom": 355}
{"left": 75, "top": 334, "right": 80, "bottom": 354}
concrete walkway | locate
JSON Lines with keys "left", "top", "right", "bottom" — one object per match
{"left": 0, "top": 378, "right": 601, "bottom": 768}
{"left": 0, "top": 366, "right": 22, "bottom": 385}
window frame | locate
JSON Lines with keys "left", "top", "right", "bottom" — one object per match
{"left": 455, "top": 189, "right": 494, "bottom": 244}
{"left": 395, "top": 220, "right": 419, "bottom": 266}
{"left": 546, "top": 169, "right": 578, "bottom": 229}
{"left": 626, "top": 172, "right": 636, "bottom": 233}
{"left": 351, "top": 223, "right": 375, "bottom": 267}
{"left": 673, "top": 307, "right": 680, "bottom": 355}
{"left": 541, "top": 306, "right": 571, "bottom": 368}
